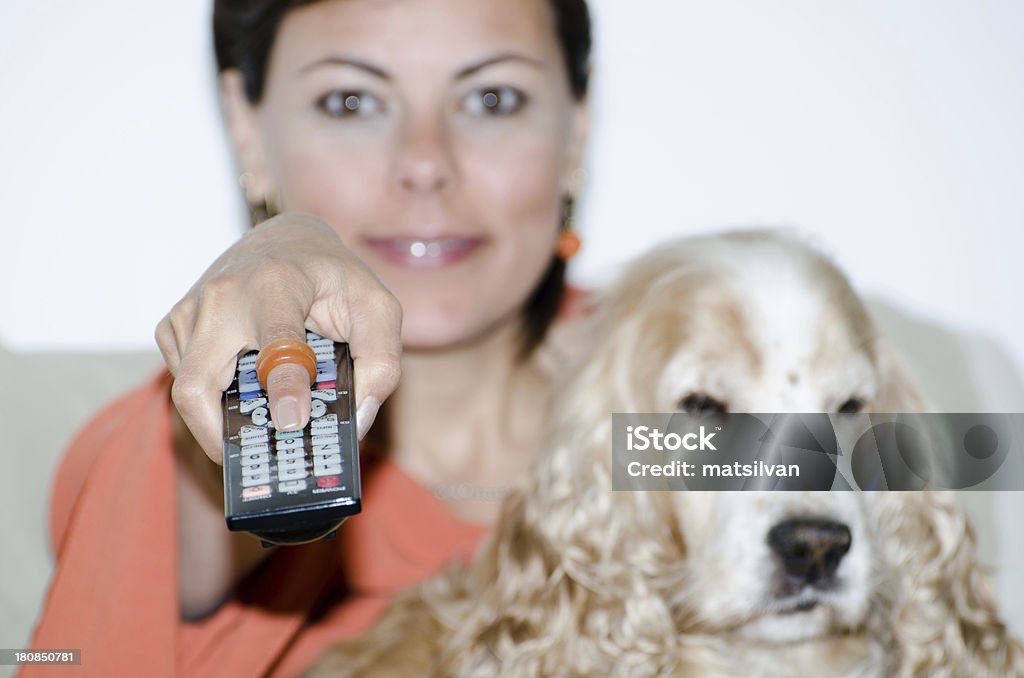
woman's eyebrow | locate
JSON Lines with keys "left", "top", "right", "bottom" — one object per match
{"left": 296, "top": 52, "right": 544, "bottom": 80}
{"left": 455, "top": 53, "right": 545, "bottom": 79}
{"left": 297, "top": 56, "right": 390, "bottom": 79}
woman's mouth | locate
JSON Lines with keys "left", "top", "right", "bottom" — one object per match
{"left": 363, "top": 236, "right": 485, "bottom": 268}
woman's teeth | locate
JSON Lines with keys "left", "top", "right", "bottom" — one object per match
{"left": 367, "top": 236, "right": 482, "bottom": 267}
{"left": 399, "top": 237, "right": 468, "bottom": 256}
{"left": 408, "top": 240, "right": 446, "bottom": 257}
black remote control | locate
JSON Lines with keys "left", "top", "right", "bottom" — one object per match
{"left": 222, "top": 331, "right": 361, "bottom": 545}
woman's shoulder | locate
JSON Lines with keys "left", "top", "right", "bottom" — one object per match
{"left": 50, "top": 369, "right": 172, "bottom": 553}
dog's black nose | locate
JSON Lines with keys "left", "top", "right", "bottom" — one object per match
{"left": 767, "top": 518, "right": 851, "bottom": 585}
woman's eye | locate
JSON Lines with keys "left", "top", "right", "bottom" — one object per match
{"left": 678, "top": 393, "right": 728, "bottom": 418}
{"left": 837, "top": 397, "right": 865, "bottom": 414}
{"left": 317, "top": 91, "right": 382, "bottom": 118}
{"left": 461, "top": 86, "right": 527, "bottom": 116}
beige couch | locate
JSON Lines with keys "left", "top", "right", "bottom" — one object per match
{"left": 0, "top": 344, "right": 162, "bottom": 666}
{"left": 3, "top": 332, "right": 1022, "bottom": 672}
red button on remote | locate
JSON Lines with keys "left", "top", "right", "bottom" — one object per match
{"left": 317, "top": 476, "right": 340, "bottom": 488}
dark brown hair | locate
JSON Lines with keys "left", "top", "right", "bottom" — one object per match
{"left": 213, "top": 0, "right": 592, "bottom": 357}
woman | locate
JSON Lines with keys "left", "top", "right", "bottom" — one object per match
{"left": 28, "top": 0, "right": 591, "bottom": 675}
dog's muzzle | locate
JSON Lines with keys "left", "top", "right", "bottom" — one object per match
{"left": 767, "top": 518, "right": 852, "bottom": 595}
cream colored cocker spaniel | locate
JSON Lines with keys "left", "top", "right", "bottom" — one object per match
{"left": 307, "top": 230, "right": 1024, "bottom": 677}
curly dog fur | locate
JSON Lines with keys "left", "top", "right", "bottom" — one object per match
{"left": 306, "top": 231, "right": 1024, "bottom": 677}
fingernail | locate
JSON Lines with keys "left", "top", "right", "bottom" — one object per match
{"left": 356, "top": 397, "right": 381, "bottom": 441}
{"left": 275, "top": 395, "right": 303, "bottom": 431}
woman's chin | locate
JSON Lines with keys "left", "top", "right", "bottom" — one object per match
{"left": 399, "top": 312, "right": 521, "bottom": 355}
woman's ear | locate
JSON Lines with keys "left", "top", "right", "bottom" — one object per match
{"left": 218, "top": 69, "right": 272, "bottom": 201}
{"left": 564, "top": 99, "right": 590, "bottom": 194}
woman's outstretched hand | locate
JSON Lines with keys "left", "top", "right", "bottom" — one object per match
{"left": 156, "top": 213, "right": 403, "bottom": 464}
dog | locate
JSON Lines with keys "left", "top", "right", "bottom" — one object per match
{"left": 306, "top": 230, "right": 1024, "bottom": 677}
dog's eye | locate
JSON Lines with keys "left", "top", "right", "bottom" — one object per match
{"left": 679, "top": 393, "right": 728, "bottom": 417}
{"left": 837, "top": 397, "right": 865, "bottom": 414}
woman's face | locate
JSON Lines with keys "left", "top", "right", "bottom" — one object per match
{"left": 222, "top": 0, "right": 588, "bottom": 350}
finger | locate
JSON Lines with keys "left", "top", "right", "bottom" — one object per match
{"left": 265, "top": 362, "right": 312, "bottom": 432}
{"left": 157, "top": 295, "right": 200, "bottom": 376}
{"left": 345, "top": 288, "right": 403, "bottom": 440}
{"left": 168, "top": 297, "right": 198, "bottom": 364}
{"left": 172, "top": 289, "right": 247, "bottom": 464}
{"left": 255, "top": 308, "right": 315, "bottom": 434}
{"left": 172, "top": 349, "right": 238, "bottom": 465}
{"left": 155, "top": 315, "right": 181, "bottom": 375}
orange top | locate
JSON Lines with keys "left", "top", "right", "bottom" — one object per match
{"left": 26, "top": 370, "right": 489, "bottom": 677}
{"left": 27, "top": 287, "right": 590, "bottom": 677}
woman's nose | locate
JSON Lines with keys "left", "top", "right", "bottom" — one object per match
{"left": 395, "top": 113, "right": 456, "bottom": 193}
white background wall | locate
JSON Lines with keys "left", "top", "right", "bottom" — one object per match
{"left": 2, "top": 0, "right": 1022, "bottom": 636}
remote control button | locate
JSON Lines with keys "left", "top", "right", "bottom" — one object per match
{"left": 240, "top": 426, "right": 269, "bottom": 444}
{"left": 240, "top": 396, "right": 268, "bottom": 414}
{"left": 278, "top": 469, "right": 308, "bottom": 484}
{"left": 312, "top": 441, "right": 340, "bottom": 456}
{"left": 314, "top": 463, "right": 342, "bottom": 477}
{"left": 243, "top": 452, "right": 270, "bottom": 465}
{"left": 251, "top": 406, "right": 270, "bottom": 427}
{"left": 242, "top": 472, "right": 271, "bottom": 487}
{"left": 310, "top": 399, "right": 327, "bottom": 419}
{"left": 311, "top": 434, "right": 337, "bottom": 447}
{"left": 279, "top": 479, "right": 308, "bottom": 493}
{"left": 241, "top": 442, "right": 270, "bottom": 455}
{"left": 274, "top": 429, "right": 303, "bottom": 441}
{"left": 278, "top": 459, "right": 307, "bottom": 477}
{"left": 311, "top": 414, "right": 339, "bottom": 436}
{"left": 308, "top": 335, "right": 331, "bottom": 347}
{"left": 239, "top": 369, "right": 261, "bottom": 392}
{"left": 276, "top": 437, "right": 303, "bottom": 452}
{"left": 315, "top": 360, "right": 337, "bottom": 383}
{"left": 242, "top": 461, "right": 270, "bottom": 474}
{"left": 241, "top": 485, "right": 271, "bottom": 500}
{"left": 317, "top": 476, "right": 341, "bottom": 488}
{"left": 313, "top": 453, "right": 342, "bottom": 466}
{"left": 276, "top": 447, "right": 305, "bottom": 462}
{"left": 238, "top": 353, "right": 258, "bottom": 371}
{"left": 317, "top": 381, "right": 337, "bottom": 391}
{"left": 311, "top": 388, "right": 337, "bottom": 402}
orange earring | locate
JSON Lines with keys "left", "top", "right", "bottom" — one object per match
{"left": 557, "top": 230, "right": 581, "bottom": 259}
{"left": 557, "top": 194, "right": 582, "bottom": 259}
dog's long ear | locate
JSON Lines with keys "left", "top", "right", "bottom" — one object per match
{"left": 426, "top": 488, "right": 588, "bottom": 675}
{"left": 872, "top": 492, "right": 1024, "bottom": 675}
{"left": 872, "top": 339, "right": 929, "bottom": 413}
{"left": 429, "top": 482, "right": 688, "bottom": 674}
{"left": 426, "top": 272, "right": 693, "bottom": 674}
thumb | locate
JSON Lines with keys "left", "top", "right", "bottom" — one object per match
{"left": 345, "top": 293, "right": 403, "bottom": 440}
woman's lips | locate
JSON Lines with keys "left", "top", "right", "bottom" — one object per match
{"left": 363, "top": 236, "right": 485, "bottom": 268}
